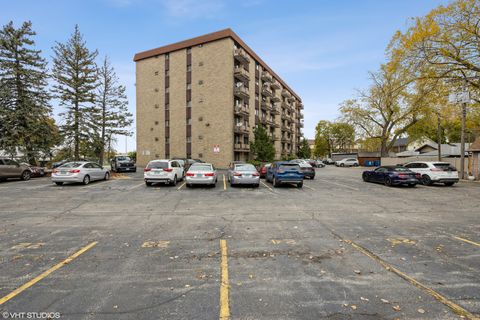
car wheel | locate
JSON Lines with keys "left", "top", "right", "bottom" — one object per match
{"left": 444, "top": 182, "right": 455, "bottom": 186}
{"left": 297, "top": 182, "right": 303, "bottom": 188}
{"left": 55, "top": 182, "right": 64, "bottom": 186}
{"left": 145, "top": 181, "right": 152, "bottom": 186}
{"left": 340, "top": 163, "right": 345, "bottom": 167}
{"left": 83, "top": 175, "right": 90, "bottom": 185}
{"left": 310, "top": 176, "right": 315, "bottom": 180}
{"left": 354, "top": 163, "right": 358, "bottom": 167}
{"left": 272, "top": 177, "right": 278, "bottom": 188}
{"left": 21, "top": 170, "right": 31, "bottom": 181}
{"left": 422, "top": 175, "right": 432, "bottom": 186}
{"left": 362, "top": 173, "right": 369, "bottom": 182}
{"left": 384, "top": 177, "right": 392, "bottom": 187}
{"left": 104, "top": 172, "right": 110, "bottom": 180}
{"left": 171, "top": 175, "right": 177, "bottom": 186}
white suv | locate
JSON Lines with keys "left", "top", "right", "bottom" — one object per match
{"left": 403, "top": 161, "right": 459, "bottom": 186}
{"left": 144, "top": 160, "right": 185, "bottom": 186}
{"left": 335, "top": 158, "right": 359, "bottom": 167}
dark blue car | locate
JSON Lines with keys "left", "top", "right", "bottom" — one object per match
{"left": 362, "top": 166, "right": 420, "bottom": 187}
{"left": 266, "top": 161, "right": 304, "bottom": 188}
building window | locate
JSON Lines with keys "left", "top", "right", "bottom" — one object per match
{"left": 187, "top": 65, "right": 192, "bottom": 72}
{"left": 186, "top": 137, "right": 192, "bottom": 143}
{"left": 187, "top": 101, "right": 192, "bottom": 108}
{"left": 166, "top": 120, "right": 169, "bottom": 127}
{"left": 165, "top": 70, "right": 169, "bottom": 76}
{"left": 165, "top": 53, "right": 169, "bottom": 60}
{"left": 165, "top": 87, "right": 169, "bottom": 93}
{"left": 165, "top": 138, "right": 170, "bottom": 144}
{"left": 187, "top": 83, "right": 191, "bottom": 90}
{"left": 187, "top": 48, "right": 192, "bottom": 54}
{"left": 255, "top": 94, "right": 259, "bottom": 100}
{"left": 165, "top": 103, "right": 169, "bottom": 110}
{"left": 187, "top": 118, "right": 192, "bottom": 125}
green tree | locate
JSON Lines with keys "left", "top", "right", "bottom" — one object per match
{"left": 94, "top": 56, "right": 133, "bottom": 165}
{"left": 250, "top": 125, "right": 275, "bottom": 162}
{"left": 0, "top": 21, "right": 59, "bottom": 164}
{"left": 52, "top": 24, "right": 98, "bottom": 160}
{"left": 313, "top": 120, "right": 332, "bottom": 157}
{"left": 297, "top": 139, "right": 311, "bottom": 159}
{"left": 330, "top": 122, "right": 355, "bottom": 152}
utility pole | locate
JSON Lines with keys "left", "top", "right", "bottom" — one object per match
{"left": 460, "top": 101, "right": 467, "bottom": 179}
{"left": 437, "top": 111, "right": 442, "bottom": 162}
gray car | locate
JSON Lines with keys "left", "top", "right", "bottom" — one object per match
{"left": 185, "top": 163, "right": 217, "bottom": 187}
{"left": 227, "top": 163, "right": 260, "bottom": 187}
{"left": 0, "top": 158, "right": 32, "bottom": 181}
{"left": 51, "top": 161, "right": 110, "bottom": 185}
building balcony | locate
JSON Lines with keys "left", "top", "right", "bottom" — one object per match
{"left": 261, "top": 85, "right": 273, "bottom": 97}
{"left": 299, "top": 121, "right": 304, "bottom": 128}
{"left": 271, "top": 79, "right": 281, "bottom": 89}
{"left": 266, "top": 118, "right": 276, "bottom": 127}
{"left": 234, "top": 124, "right": 249, "bottom": 134}
{"left": 281, "top": 89, "right": 291, "bottom": 98}
{"left": 270, "top": 105, "right": 280, "bottom": 115}
{"left": 298, "top": 113, "right": 304, "bottom": 119}
{"left": 260, "top": 98, "right": 270, "bottom": 110}
{"left": 234, "top": 86, "right": 249, "bottom": 99}
{"left": 261, "top": 71, "right": 272, "bottom": 82}
{"left": 271, "top": 96, "right": 281, "bottom": 102}
{"left": 281, "top": 100, "right": 290, "bottom": 108}
{"left": 298, "top": 103, "right": 304, "bottom": 109}
{"left": 288, "top": 96, "right": 296, "bottom": 103}
{"left": 234, "top": 66, "right": 249, "bottom": 81}
{"left": 234, "top": 143, "right": 250, "bottom": 152}
{"left": 281, "top": 114, "right": 290, "bottom": 121}
{"left": 234, "top": 104, "right": 249, "bottom": 116}
{"left": 233, "top": 48, "right": 250, "bottom": 64}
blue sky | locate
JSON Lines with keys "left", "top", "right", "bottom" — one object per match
{"left": 1, "top": 0, "right": 450, "bottom": 152}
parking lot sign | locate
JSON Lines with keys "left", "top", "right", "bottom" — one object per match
{"left": 213, "top": 144, "right": 220, "bottom": 153}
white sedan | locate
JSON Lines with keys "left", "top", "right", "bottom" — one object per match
{"left": 52, "top": 161, "right": 110, "bottom": 185}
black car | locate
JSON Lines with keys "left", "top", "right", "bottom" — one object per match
{"left": 362, "top": 166, "right": 420, "bottom": 187}
{"left": 110, "top": 156, "right": 137, "bottom": 173}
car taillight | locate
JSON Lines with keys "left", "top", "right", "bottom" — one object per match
{"left": 69, "top": 169, "right": 80, "bottom": 173}
{"left": 233, "top": 172, "right": 242, "bottom": 176}
{"left": 398, "top": 173, "right": 407, "bottom": 178}
{"left": 204, "top": 172, "right": 215, "bottom": 177}
{"left": 252, "top": 172, "right": 260, "bottom": 176}
{"left": 186, "top": 172, "right": 195, "bottom": 176}
{"left": 164, "top": 168, "right": 173, "bottom": 172}
{"left": 144, "top": 168, "right": 151, "bottom": 172}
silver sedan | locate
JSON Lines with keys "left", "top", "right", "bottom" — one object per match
{"left": 51, "top": 161, "right": 110, "bottom": 186}
{"left": 228, "top": 163, "right": 260, "bottom": 187}
{"left": 185, "top": 163, "right": 218, "bottom": 187}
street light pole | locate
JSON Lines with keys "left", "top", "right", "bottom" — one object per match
{"left": 460, "top": 102, "right": 467, "bottom": 179}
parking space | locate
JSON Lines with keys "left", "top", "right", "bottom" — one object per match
{"left": 0, "top": 166, "right": 479, "bottom": 319}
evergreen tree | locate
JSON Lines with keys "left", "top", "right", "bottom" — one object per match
{"left": 0, "top": 21, "right": 58, "bottom": 164}
{"left": 297, "top": 139, "right": 311, "bottom": 159}
{"left": 250, "top": 125, "right": 275, "bottom": 162}
{"left": 94, "top": 56, "right": 133, "bottom": 165}
{"left": 52, "top": 25, "right": 98, "bottom": 160}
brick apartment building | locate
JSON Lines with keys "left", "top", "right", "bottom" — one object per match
{"left": 133, "top": 28, "right": 304, "bottom": 168}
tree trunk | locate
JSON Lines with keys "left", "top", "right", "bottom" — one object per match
{"left": 380, "top": 138, "right": 389, "bottom": 157}
{"left": 74, "top": 100, "right": 79, "bottom": 160}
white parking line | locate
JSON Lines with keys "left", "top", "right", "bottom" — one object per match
{"left": 317, "top": 179, "right": 359, "bottom": 191}
{"left": 260, "top": 181, "right": 274, "bottom": 192}
{"left": 128, "top": 182, "right": 145, "bottom": 190}
{"left": 304, "top": 185, "right": 316, "bottom": 191}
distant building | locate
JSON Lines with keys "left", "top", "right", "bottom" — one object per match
{"left": 396, "top": 142, "right": 471, "bottom": 158}
{"left": 468, "top": 137, "right": 480, "bottom": 179}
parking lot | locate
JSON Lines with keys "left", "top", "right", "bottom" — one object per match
{"left": 0, "top": 166, "right": 479, "bottom": 319}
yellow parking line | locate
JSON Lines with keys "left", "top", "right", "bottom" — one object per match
{"left": 0, "top": 241, "right": 98, "bottom": 306}
{"left": 453, "top": 236, "right": 480, "bottom": 248}
{"left": 345, "top": 239, "right": 477, "bottom": 319}
{"left": 177, "top": 181, "right": 186, "bottom": 190}
{"left": 223, "top": 174, "right": 227, "bottom": 191}
{"left": 219, "top": 239, "right": 230, "bottom": 320}
{"left": 260, "top": 181, "right": 273, "bottom": 192}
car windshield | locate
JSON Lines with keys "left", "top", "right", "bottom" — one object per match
{"left": 235, "top": 164, "right": 256, "bottom": 171}
{"left": 116, "top": 156, "right": 131, "bottom": 161}
{"left": 147, "top": 162, "right": 168, "bottom": 169}
{"left": 433, "top": 163, "right": 456, "bottom": 171}
{"left": 280, "top": 164, "right": 300, "bottom": 170}
{"left": 190, "top": 164, "right": 213, "bottom": 171}
{"left": 60, "top": 162, "right": 82, "bottom": 168}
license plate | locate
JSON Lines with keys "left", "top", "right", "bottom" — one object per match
{"left": 288, "top": 173, "right": 294, "bottom": 176}
{"left": 197, "top": 174, "right": 202, "bottom": 177}
{"left": 154, "top": 171, "right": 164, "bottom": 175}
{"left": 60, "top": 171, "right": 67, "bottom": 175}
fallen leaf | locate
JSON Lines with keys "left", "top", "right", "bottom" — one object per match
{"left": 351, "top": 305, "right": 357, "bottom": 310}
{"left": 354, "top": 269, "right": 361, "bottom": 274}
{"left": 381, "top": 299, "right": 389, "bottom": 303}
{"left": 393, "top": 305, "right": 401, "bottom": 311}
{"left": 418, "top": 308, "right": 425, "bottom": 314}
{"left": 360, "top": 297, "right": 369, "bottom": 302}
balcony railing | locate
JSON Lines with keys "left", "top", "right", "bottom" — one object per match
{"left": 234, "top": 66, "right": 249, "bottom": 81}
{"left": 281, "top": 89, "right": 291, "bottom": 98}
{"left": 234, "top": 86, "right": 249, "bottom": 99}
{"left": 233, "top": 48, "right": 250, "bottom": 64}
{"left": 261, "top": 71, "right": 272, "bottom": 82}
{"left": 271, "top": 96, "right": 281, "bottom": 102}
{"left": 234, "top": 124, "right": 249, "bottom": 134}
{"left": 260, "top": 98, "right": 269, "bottom": 110}
{"left": 261, "top": 85, "right": 273, "bottom": 97}
{"left": 271, "top": 79, "right": 281, "bottom": 89}
{"left": 234, "top": 143, "right": 250, "bottom": 152}
{"left": 234, "top": 104, "right": 249, "bottom": 116}
{"left": 270, "top": 105, "right": 280, "bottom": 115}
{"left": 298, "top": 103, "right": 304, "bottom": 109}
